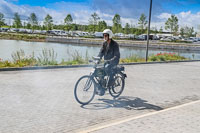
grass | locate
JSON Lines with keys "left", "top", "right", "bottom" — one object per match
{"left": 0, "top": 33, "right": 46, "bottom": 41}
{"left": 0, "top": 50, "right": 189, "bottom": 68}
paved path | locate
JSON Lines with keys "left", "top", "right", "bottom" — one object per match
{"left": 0, "top": 62, "right": 200, "bottom": 133}
{"left": 81, "top": 100, "right": 200, "bottom": 133}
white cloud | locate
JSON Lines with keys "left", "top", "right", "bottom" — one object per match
{"left": 157, "top": 13, "right": 171, "bottom": 20}
{"left": 157, "top": 11, "right": 200, "bottom": 31}
{"left": 0, "top": 0, "right": 200, "bottom": 32}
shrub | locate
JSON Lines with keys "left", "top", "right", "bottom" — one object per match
{"left": 37, "top": 48, "right": 58, "bottom": 65}
{"left": 120, "top": 55, "right": 145, "bottom": 63}
{"left": 149, "top": 52, "right": 187, "bottom": 61}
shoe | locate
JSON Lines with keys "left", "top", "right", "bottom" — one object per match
{"left": 108, "top": 79, "right": 115, "bottom": 87}
{"left": 99, "top": 88, "right": 105, "bottom": 96}
{"left": 96, "top": 85, "right": 105, "bottom": 96}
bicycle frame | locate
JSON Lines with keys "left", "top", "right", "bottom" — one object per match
{"left": 88, "top": 58, "right": 111, "bottom": 90}
{"left": 88, "top": 56, "right": 126, "bottom": 92}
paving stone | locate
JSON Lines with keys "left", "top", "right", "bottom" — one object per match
{"left": 0, "top": 62, "right": 200, "bottom": 133}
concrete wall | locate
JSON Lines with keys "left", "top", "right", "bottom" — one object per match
{"left": 46, "top": 37, "right": 200, "bottom": 51}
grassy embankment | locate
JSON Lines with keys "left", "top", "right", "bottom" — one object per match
{"left": 0, "top": 49, "right": 188, "bottom": 68}
{"left": 0, "top": 33, "right": 46, "bottom": 42}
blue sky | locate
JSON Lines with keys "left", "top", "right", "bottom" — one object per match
{"left": 1, "top": 0, "right": 200, "bottom": 31}
{"left": 10, "top": 0, "right": 200, "bottom": 14}
{"left": 11, "top": 0, "right": 91, "bottom": 7}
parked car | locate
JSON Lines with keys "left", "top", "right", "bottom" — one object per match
{"left": 94, "top": 32, "right": 103, "bottom": 38}
{"left": 189, "top": 37, "right": 198, "bottom": 42}
{"left": 182, "top": 38, "right": 194, "bottom": 43}
{"left": 9, "top": 28, "right": 19, "bottom": 32}
{"left": 115, "top": 33, "right": 124, "bottom": 38}
{"left": 128, "top": 34, "right": 135, "bottom": 39}
{"left": 160, "top": 36, "right": 175, "bottom": 41}
{"left": 25, "top": 29, "right": 33, "bottom": 34}
{"left": 18, "top": 28, "right": 27, "bottom": 33}
{"left": 136, "top": 34, "right": 154, "bottom": 40}
{"left": 40, "top": 30, "right": 47, "bottom": 35}
{"left": 1, "top": 28, "right": 9, "bottom": 32}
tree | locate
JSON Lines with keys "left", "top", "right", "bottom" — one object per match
{"left": 64, "top": 14, "right": 73, "bottom": 31}
{"left": 159, "top": 26, "right": 163, "bottom": 33}
{"left": 0, "top": 12, "right": 5, "bottom": 27}
{"left": 180, "top": 27, "right": 185, "bottom": 37}
{"left": 89, "top": 12, "right": 100, "bottom": 32}
{"left": 97, "top": 20, "right": 107, "bottom": 31}
{"left": 184, "top": 26, "right": 194, "bottom": 37}
{"left": 165, "top": 14, "right": 179, "bottom": 35}
{"left": 152, "top": 26, "right": 158, "bottom": 34}
{"left": 13, "top": 12, "right": 22, "bottom": 28}
{"left": 26, "top": 23, "right": 31, "bottom": 29}
{"left": 138, "top": 13, "right": 147, "bottom": 30}
{"left": 28, "top": 13, "right": 38, "bottom": 31}
{"left": 44, "top": 14, "right": 53, "bottom": 31}
{"left": 71, "top": 24, "right": 78, "bottom": 31}
{"left": 112, "top": 14, "right": 122, "bottom": 33}
{"left": 124, "top": 23, "right": 131, "bottom": 34}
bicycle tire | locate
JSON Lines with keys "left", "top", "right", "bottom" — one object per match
{"left": 74, "top": 75, "right": 96, "bottom": 105}
{"left": 109, "top": 72, "right": 125, "bottom": 98}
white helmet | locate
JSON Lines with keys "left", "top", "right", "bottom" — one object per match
{"left": 103, "top": 29, "right": 113, "bottom": 39}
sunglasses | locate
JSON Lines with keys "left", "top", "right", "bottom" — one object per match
{"left": 104, "top": 34, "right": 108, "bottom": 37}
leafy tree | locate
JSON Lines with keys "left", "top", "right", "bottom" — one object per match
{"left": 124, "top": 23, "right": 131, "bottom": 34}
{"left": 13, "top": 12, "right": 22, "bottom": 28}
{"left": 138, "top": 13, "right": 147, "bottom": 30}
{"left": 159, "top": 26, "right": 163, "bottom": 33}
{"left": 151, "top": 26, "right": 158, "bottom": 34}
{"left": 88, "top": 12, "right": 100, "bottom": 32}
{"left": 71, "top": 24, "right": 78, "bottom": 31}
{"left": 44, "top": 14, "right": 53, "bottom": 31}
{"left": 165, "top": 14, "right": 179, "bottom": 35}
{"left": 0, "top": 12, "right": 5, "bottom": 27}
{"left": 112, "top": 14, "right": 122, "bottom": 33}
{"left": 135, "top": 29, "right": 143, "bottom": 35}
{"left": 26, "top": 23, "right": 31, "bottom": 29}
{"left": 184, "top": 26, "right": 194, "bottom": 37}
{"left": 64, "top": 14, "right": 73, "bottom": 31}
{"left": 97, "top": 20, "right": 107, "bottom": 31}
{"left": 113, "top": 14, "right": 121, "bottom": 25}
{"left": 180, "top": 27, "right": 185, "bottom": 37}
{"left": 28, "top": 13, "right": 38, "bottom": 31}
{"left": 131, "top": 28, "right": 137, "bottom": 34}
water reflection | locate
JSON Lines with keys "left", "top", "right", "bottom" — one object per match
{"left": 0, "top": 39, "right": 200, "bottom": 63}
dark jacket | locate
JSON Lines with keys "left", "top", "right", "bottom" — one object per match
{"left": 98, "top": 39, "right": 120, "bottom": 65}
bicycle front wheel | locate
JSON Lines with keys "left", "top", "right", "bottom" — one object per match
{"left": 74, "top": 75, "right": 96, "bottom": 105}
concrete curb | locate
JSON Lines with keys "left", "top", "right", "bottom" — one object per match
{"left": 0, "top": 60, "right": 200, "bottom": 72}
{"left": 46, "top": 37, "right": 200, "bottom": 51}
{"left": 0, "top": 65, "right": 92, "bottom": 71}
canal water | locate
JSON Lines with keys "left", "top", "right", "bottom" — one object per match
{"left": 0, "top": 39, "right": 200, "bottom": 63}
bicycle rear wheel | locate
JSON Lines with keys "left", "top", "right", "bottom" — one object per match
{"left": 74, "top": 75, "right": 96, "bottom": 105}
{"left": 109, "top": 72, "right": 125, "bottom": 98}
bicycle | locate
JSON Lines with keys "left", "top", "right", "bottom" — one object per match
{"left": 74, "top": 56, "right": 127, "bottom": 105}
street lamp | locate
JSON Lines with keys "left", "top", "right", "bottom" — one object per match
{"left": 146, "top": 0, "right": 153, "bottom": 62}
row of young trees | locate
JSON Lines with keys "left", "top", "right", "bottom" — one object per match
{"left": 0, "top": 12, "right": 198, "bottom": 37}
